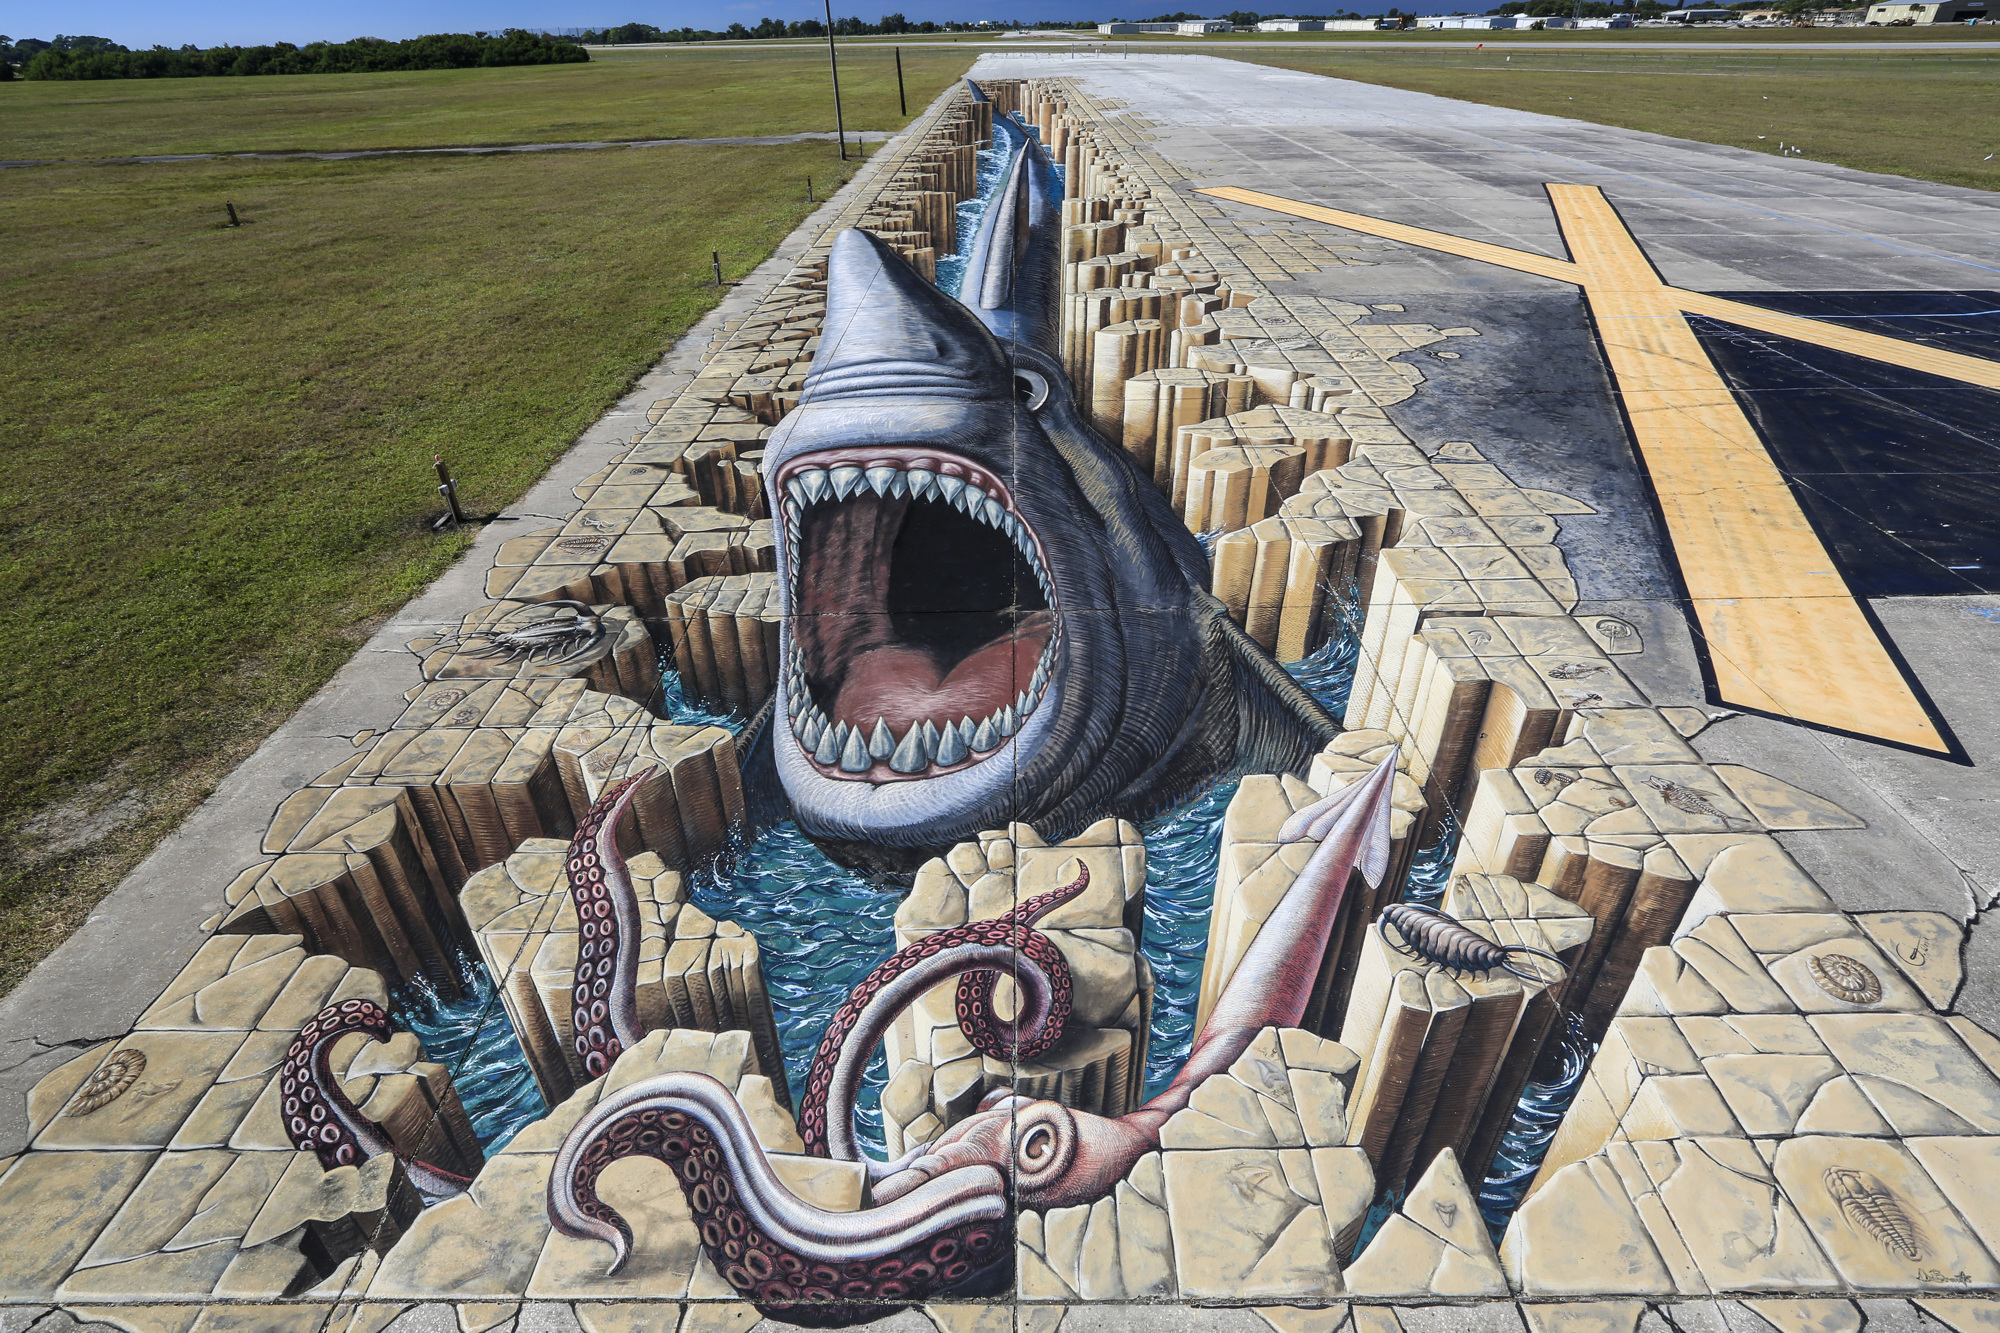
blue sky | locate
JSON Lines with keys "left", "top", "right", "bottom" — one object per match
{"left": 3, "top": 0, "right": 1212, "bottom": 48}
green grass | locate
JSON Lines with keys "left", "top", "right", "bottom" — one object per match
{"left": 0, "top": 140, "right": 867, "bottom": 993}
{"left": 1215, "top": 49, "right": 2000, "bottom": 190}
{"left": 0, "top": 45, "right": 975, "bottom": 160}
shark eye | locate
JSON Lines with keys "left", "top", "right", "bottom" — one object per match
{"left": 1013, "top": 371, "right": 1049, "bottom": 411}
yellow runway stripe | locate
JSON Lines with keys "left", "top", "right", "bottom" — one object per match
{"left": 1547, "top": 185, "right": 1944, "bottom": 752}
{"left": 1197, "top": 187, "right": 1585, "bottom": 285}
{"left": 1672, "top": 290, "right": 2000, "bottom": 392}
{"left": 1203, "top": 187, "right": 2000, "bottom": 394}
{"left": 1198, "top": 184, "right": 1956, "bottom": 752}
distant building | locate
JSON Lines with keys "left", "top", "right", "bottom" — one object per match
{"left": 1421, "top": 13, "right": 1520, "bottom": 26}
{"left": 1572, "top": 12, "right": 1635, "bottom": 22}
{"left": 1658, "top": 7, "right": 1737, "bottom": 18}
{"left": 1257, "top": 17, "right": 1326, "bottom": 27}
{"left": 1176, "top": 18, "right": 1235, "bottom": 31}
{"left": 1097, "top": 20, "right": 1182, "bottom": 30}
{"left": 1323, "top": 17, "right": 1388, "bottom": 26}
{"left": 1865, "top": 0, "right": 1985, "bottom": 18}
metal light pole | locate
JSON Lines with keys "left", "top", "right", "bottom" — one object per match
{"left": 895, "top": 45, "right": 906, "bottom": 116}
{"left": 824, "top": 0, "right": 848, "bottom": 160}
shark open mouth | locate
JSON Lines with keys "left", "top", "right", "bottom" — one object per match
{"left": 777, "top": 446, "right": 1059, "bottom": 783}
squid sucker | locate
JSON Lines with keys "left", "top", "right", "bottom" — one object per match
{"left": 280, "top": 998, "right": 473, "bottom": 1205}
{"left": 796, "top": 862, "right": 1088, "bottom": 1161}
{"left": 567, "top": 768, "right": 654, "bottom": 1080}
{"left": 547, "top": 750, "right": 1401, "bottom": 1324}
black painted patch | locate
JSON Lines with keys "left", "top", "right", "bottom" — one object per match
{"left": 1691, "top": 290, "right": 2000, "bottom": 598}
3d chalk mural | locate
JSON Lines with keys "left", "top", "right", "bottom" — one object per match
{"left": 7, "top": 73, "right": 1996, "bottom": 1333}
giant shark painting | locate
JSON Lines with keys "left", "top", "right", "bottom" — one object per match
{"left": 742, "top": 110, "right": 1338, "bottom": 869}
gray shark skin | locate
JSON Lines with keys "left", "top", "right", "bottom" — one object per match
{"left": 742, "top": 129, "right": 1335, "bottom": 869}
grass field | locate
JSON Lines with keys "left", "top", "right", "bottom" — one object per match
{"left": 0, "top": 45, "right": 975, "bottom": 160}
{"left": 0, "top": 44, "right": 984, "bottom": 994}
{"left": 1218, "top": 49, "right": 2000, "bottom": 191}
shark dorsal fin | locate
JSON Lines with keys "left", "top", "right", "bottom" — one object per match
{"left": 957, "top": 127, "right": 1062, "bottom": 359}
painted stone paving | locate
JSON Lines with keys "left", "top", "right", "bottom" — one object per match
{"left": 4, "top": 76, "right": 1999, "bottom": 1333}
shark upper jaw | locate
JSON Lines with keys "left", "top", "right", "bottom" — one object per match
{"left": 774, "top": 444, "right": 1063, "bottom": 799}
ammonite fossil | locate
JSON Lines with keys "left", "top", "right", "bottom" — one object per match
{"left": 1809, "top": 952, "right": 1883, "bottom": 1005}
{"left": 65, "top": 1049, "right": 146, "bottom": 1117}
{"left": 1824, "top": 1166, "right": 1923, "bottom": 1261}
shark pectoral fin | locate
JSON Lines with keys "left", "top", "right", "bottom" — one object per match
{"left": 1208, "top": 600, "right": 1341, "bottom": 777}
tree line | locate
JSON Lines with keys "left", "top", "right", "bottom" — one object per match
{"left": 3, "top": 30, "right": 588, "bottom": 80}
{"left": 568, "top": 14, "right": 1099, "bottom": 42}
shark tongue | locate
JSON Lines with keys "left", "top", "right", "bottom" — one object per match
{"left": 834, "top": 611, "right": 1054, "bottom": 737}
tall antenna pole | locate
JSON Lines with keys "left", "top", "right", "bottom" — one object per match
{"left": 825, "top": 0, "right": 848, "bottom": 161}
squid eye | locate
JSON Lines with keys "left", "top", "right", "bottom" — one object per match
{"left": 1019, "top": 1123, "right": 1056, "bottom": 1167}
{"left": 1014, "top": 370, "right": 1049, "bottom": 411}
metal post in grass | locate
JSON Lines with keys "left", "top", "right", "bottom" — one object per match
{"left": 713, "top": 250, "right": 724, "bottom": 286}
{"left": 808, "top": 175, "right": 814, "bottom": 201}
{"left": 225, "top": 202, "right": 240, "bottom": 227}
{"left": 433, "top": 454, "right": 466, "bottom": 528}
{"left": 896, "top": 46, "right": 906, "bottom": 116}
{"left": 825, "top": 0, "right": 848, "bottom": 160}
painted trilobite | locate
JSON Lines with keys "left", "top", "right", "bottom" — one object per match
{"left": 1808, "top": 952, "right": 1884, "bottom": 1005}
{"left": 1824, "top": 1167, "right": 1923, "bottom": 1261}
{"left": 1378, "top": 902, "right": 1568, "bottom": 985}
{"left": 446, "top": 600, "right": 604, "bottom": 667}
{"left": 64, "top": 1049, "right": 146, "bottom": 1117}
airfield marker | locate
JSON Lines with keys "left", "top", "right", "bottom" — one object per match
{"left": 1201, "top": 183, "right": 1973, "bottom": 754}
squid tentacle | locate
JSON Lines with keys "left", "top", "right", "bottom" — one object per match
{"left": 280, "top": 999, "right": 473, "bottom": 1204}
{"left": 796, "top": 863, "right": 1087, "bottom": 1161}
{"left": 548, "top": 1072, "right": 1010, "bottom": 1324}
{"left": 567, "top": 769, "right": 654, "bottom": 1081}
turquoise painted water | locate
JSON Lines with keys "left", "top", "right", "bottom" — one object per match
{"left": 390, "top": 952, "right": 547, "bottom": 1154}
{"left": 1477, "top": 1013, "right": 1593, "bottom": 1245}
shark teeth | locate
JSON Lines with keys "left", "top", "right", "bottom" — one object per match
{"left": 776, "top": 454, "right": 1056, "bottom": 609}
{"left": 782, "top": 622, "right": 1062, "bottom": 780}
{"left": 777, "top": 450, "right": 1062, "bottom": 780}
